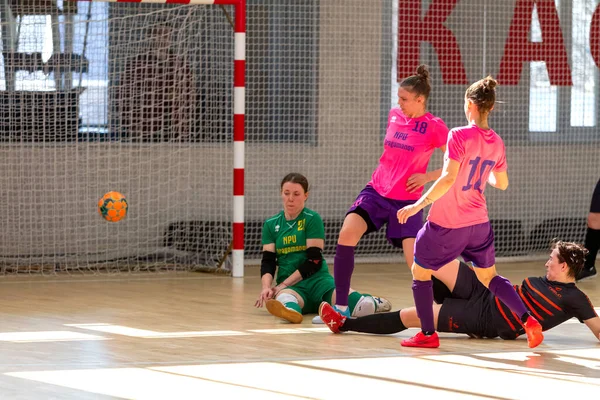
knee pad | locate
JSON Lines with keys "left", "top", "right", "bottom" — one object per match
{"left": 351, "top": 295, "right": 377, "bottom": 317}
{"left": 276, "top": 292, "right": 298, "bottom": 305}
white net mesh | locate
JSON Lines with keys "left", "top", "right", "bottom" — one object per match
{"left": 0, "top": 1, "right": 234, "bottom": 273}
{"left": 0, "top": 0, "right": 598, "bottom": 274}
{"left": 246, "top": 0, "right": 599, "bottom": 264}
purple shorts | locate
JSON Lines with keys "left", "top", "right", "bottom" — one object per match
{"left": 414, "top": 221, "right": 495, "bottom": 270}
{"left": 347, "top": 185, "right": 424, "bottom": 247}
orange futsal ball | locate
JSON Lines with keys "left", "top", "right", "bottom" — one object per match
{"left": 98, "top": 191, "right": 128, "bottom": 222}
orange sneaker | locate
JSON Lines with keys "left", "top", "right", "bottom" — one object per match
{"left": 318, "top": 302, "right": 347, "bottom": 334}
{"left": 401, "top": 331, "right": 440, "bottom": 348}
{"left": 265, "top": 299, "right": 303, "bottom": 324}
{"left": 524, "top": 316, "right": 544, "bottom": 348}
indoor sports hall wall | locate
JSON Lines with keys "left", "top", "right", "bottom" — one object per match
{"left": 0, "top": 0, "right": 597, "bottom": 271}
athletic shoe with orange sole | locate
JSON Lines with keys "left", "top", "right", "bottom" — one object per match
{"left": 265, "top": 299, "right": 303, "bottom": 324}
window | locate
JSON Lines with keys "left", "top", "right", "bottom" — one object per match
{"left": 0, "top": 1, "right": 109, "bottom": 141}
{"left": 570, "top": 0, "right": 596, "bottom": 127}
{"left": 529, "top": 0, "right": 598, "bottom": 134}
{"left": 528, "top": 2, "right": 559, "bottom": 132}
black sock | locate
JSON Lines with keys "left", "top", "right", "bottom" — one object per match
{"left": 340, "top": 311, "right": 407, "bottom": 334}
{"left": 584, "top": 227, "right": 600, "bottom": 270}
{"left": 520, "top": 312, "right": 531, "bottom": 323}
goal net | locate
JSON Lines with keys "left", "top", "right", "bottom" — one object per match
{"left": 0, "top": 0, "right": 598, "bottom": 275}
{"left": 0, "top": 0, "right": 237, "bottom": 273}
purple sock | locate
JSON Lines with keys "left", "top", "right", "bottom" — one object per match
{"left": 412, "top": 280, "right": 435, "bottom": 333}
{"left": 488, "top": 275, "right": 528, "bottom": 319}
{"left": 334, "top": 244, "right": 354, "bottom": 306}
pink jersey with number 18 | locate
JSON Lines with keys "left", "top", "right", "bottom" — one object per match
{"left": 368, "top": 108, "right": 448, "bottom": 200}
{"left": 428, "top": 124, "right": 507, "bottom": 229}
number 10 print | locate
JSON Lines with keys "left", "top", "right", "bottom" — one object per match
{"left": 462, "top": 157, "right": 496, "bottom": 193}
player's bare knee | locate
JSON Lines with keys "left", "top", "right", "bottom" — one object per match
{"left": 337, "top": 226, "right": 363, "bottom": 246}
{"left": 401, "top": 238, "right": 415, "bottom": 265}
{"left": 474, "top": 271, "right": 495, "bottom": 288}
{"left": 337, "top": 215, "right": 367, "bottom": 245}
{"left": 412, "top": 263, "right": 432, "bottom": 281}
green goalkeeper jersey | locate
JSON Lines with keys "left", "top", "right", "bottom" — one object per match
{"left": 261, "top": 207, "right": 328, "bottom": 284}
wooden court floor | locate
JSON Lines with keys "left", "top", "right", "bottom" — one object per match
{"left": 0, "top": 261, "right": 598, "bottom": 399}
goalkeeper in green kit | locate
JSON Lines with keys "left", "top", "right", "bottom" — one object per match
{"left": 255, "top": 173, "right": 391, "bottom": 323}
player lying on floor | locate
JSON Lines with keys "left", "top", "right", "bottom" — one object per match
{"left": 319, "top": 240, "right": 600, "bottom": 342}
{"left": 255, "top": 172, "right": 391, "bottom": 323}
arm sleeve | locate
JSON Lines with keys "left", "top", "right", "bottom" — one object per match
{"left": 386, "top": 109, "right": 394, "bottom": 129}
{"left": 305, "top": 212, "right": 325, "bottom": 240}
{"left": 571, "top": 290, "right": 598, "bottom": 323}
{"left": 493, "top": 142, "right": 508, "bottom": 172}
{"left": 433, "top": 119, "right": 450, "bottom": 148}
{"left": 261, "top": 220, "right": 274, "bottom": 245}
{"left": 446, "top": 129, "right": 466, "bottom": 163}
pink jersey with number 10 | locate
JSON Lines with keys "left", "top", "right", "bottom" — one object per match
{"left": 428, "top": 124, "right": 507, "bottom": 229}
{"left": 368, "top": 108, "right": 448, "bottom": 201}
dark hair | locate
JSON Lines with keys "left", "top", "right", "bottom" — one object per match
{"left": 465, "top": 75, "right": 497, "bottom": 114}
{"left": 551, "top": 240, "right": 588, "bottom": 278}
{"left": 400, "top": 64, "right": 431, "bottom": 100}
{"left": 280, "top": 173, "right": 309, "bottom": 193}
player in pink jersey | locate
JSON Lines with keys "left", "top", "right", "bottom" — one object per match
{"left": 396, "top": 76, "right": 543, "bottom": 348}
{"left": 332, "top": 65, "right": 449, "bottom": 318}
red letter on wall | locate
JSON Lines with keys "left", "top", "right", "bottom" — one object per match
{"left": 397, "top": 0, "right": 467, "bottom": 85}
{"left": 498, "top": 0, "right": 571, "bottom": 86}
{"left": 591, "top": 5, "right": 600, "bottom": 68}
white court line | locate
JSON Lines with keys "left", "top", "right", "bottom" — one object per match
{"left": 0, "top": 274, "right": 233, "bottom": 285}
{"left": 247, "top": 329, "right": 311, "bottom": 335}
{"left": 68, "top": 324, "right": 331, "bottom": 338}
{"left": 0, "top": 331, "right": 108, "bottom": 343}
{"left": 66, "top": 324, "right": 249, "bottom": 338}
{"left": 297, "top": 327, "right": 333, "bottom": 333}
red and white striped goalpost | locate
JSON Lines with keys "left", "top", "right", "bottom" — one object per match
{"left": 75, "top": 0, "right": 246, "bottom": 277}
